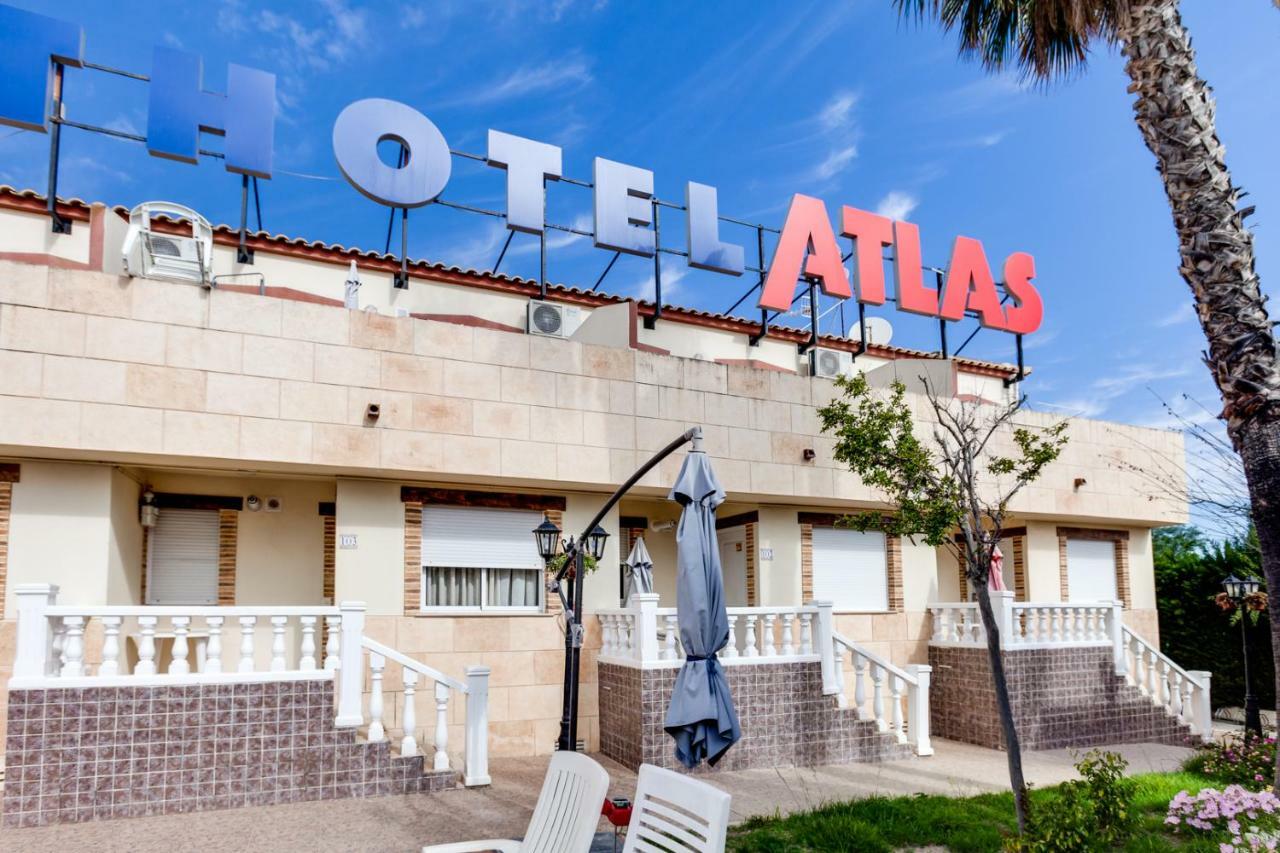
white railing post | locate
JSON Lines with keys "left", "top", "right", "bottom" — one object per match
{"left": 100, "top": 616, "right": 123, "bottom": 676}
{"left": 432, "top": 680, "right": 449, "bottom": 770}
{"left": 136, "top": 616, "right": 158, "bottom": 675}
{"left": 334, "top": 601, "right": 366, "bottom": 728}
{"left": 990, "top": 591, "right": 1015, "bottom": 649}
{"left": 367, "top": 653, "right": 387, "bottom": 742}
{"left": 1110, "top": 604, "right": 1128, "bottom": 677}
{"left": 400, "top": 670, "right": 419, "bottom": 758}
{"left": 13, "top": 583, "right": 58, "bottom": 679}
{"left": 632, "top": 593, "right": 660, "bottom": 663}
{"left": 205, "top": 616, "right": 224, "bottom": 674}
{"left": 464, "top": 665, "right": 492, "bottom": 786}
{"left": 1188, "top": 670, "right": 1213, "bottom": 743}
{"left": 170, "top": 616, "right": 191, "bottom": 675}
{"left": 813, "top": 601, "right": 837, "bottom": 695}
{"left": 906, "top": 664, "right": 933, "bottom": 755}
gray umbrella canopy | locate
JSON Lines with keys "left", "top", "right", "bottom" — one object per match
{"left": 662, "top": 449, "right": 741, "bottom": 768}
{"left": 623, "top": 537, "right": 654, "bottom": 603}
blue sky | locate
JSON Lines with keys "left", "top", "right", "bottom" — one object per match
{"left": 2, "top": 0, "right": 1277, "bottom": 446}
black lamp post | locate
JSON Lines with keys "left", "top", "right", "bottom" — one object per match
{"left": 1223, "top": 573, "right": 1264, "bottom": 738}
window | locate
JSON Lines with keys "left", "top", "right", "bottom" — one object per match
{"left": 1066, "top": 538, "right": 1118, "bottom": 603}
{"left": 146, "top": 508, "right": 220, "bottom": 605}
{"left": 811, "top": 528, "right": 888, "bottom": 612}
{"left": 421, "top": 505, "right": 543, "bottom": 611}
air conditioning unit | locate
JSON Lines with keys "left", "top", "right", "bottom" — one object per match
{"left": 527, "top": 300, "right": 582, "bottom": 338}
{"left": 809, "top": 347, "right": 853, "bottom": 379}
{"left": 122, "top": 201, "right": 214, "bottom": 286}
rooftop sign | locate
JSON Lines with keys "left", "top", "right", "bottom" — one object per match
{"left": 0, "top": 4, "right": 1042, "bottom": 337}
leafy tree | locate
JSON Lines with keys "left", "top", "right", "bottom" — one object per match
{"left": 1154, "top": 525, "right": 1272, "bottom": 714}
{"left": 818, "top": 374, "right": 1067, "bottom": 834}
{"left": 895, "top": 0, "right": 1280, "bottom": 783}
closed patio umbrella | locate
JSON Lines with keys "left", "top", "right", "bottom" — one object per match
{"left": 662, "top": 446, "right": 741, "bottom": 768}
{"left": 624, "top": 537, "right": 654, "bottom": 603}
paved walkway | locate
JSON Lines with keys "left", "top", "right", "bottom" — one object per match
{"left": 0, "top": 739, "right": 1193, "bottom": 852}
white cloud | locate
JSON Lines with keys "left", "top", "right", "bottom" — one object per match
{"left": 819, "top": 91, "right": 858, "bottom": 130}
{"left": 811, "top": 145, "right": 857, "bottom": 181}
{"left": 162, "top": 32, "right": 184, "bottom": 48}
{"left": 436, "top": 58, "right": 593, "bottom": 108}
{"left": 1039, "top": 362, "right": 1196, "bottom": 420}
{"left": 250, "top": 0, "right": 370, "bottom": 73}
{"left": 1156, "top": 302, "right": 1196, "bottom": 327}
{"left": 875, "top": 190, "right": 918, "bottom": 221}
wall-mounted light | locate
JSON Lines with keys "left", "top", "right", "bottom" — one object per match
{"left": 140, "top": 490, "right": 159, "bottom": 528}
{"left": 1073, "top": 477, "right": 1087, "bottom": 492}
{"left": 802, "top": 448, "right": 816, "bottom": 462}
{"left": 365, "top": 403, "right": 381, "bottom": 423}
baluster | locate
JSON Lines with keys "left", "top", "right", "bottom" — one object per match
{"left": 1049, "top": 608, "right": 1061, "bottom": 643}
{"left": 763, "top": 614, "right": 777, "bottom": 657}
{"left": 1021, "top": 607, "right": 1036, "bottom": 643}
{"left": 368, "top": 653, "right": 386, "bottom": 742}
{"left": 744, "top": 615, "right": 759, "bottom": 657}
{"left": 136, "top": 616, "right": 158, "bottom": 675}
{"left": 602, "top": 615, "right": 616, "bottom": 656}
{"left": 1158, "top": 660, "right": 1171, "bottom": 708}
{"left": 299, "top": 616, "right": 317, "bottom": 671}
{"left": 433, "top": 682, "right": 450, "bottom": 771}
{"left": 620, "top": 616, "right": 633, "bottom": 657}
{"left": 1073, "top": 607, "right": 1086, "bottom": 642}
{"left": 400, "top": 670, "right": 419, "bottom": 757}
{"left": 891, "top": 675, "right": 906, "bottom": 743}
{"left": 1131, "top": 638, "right": 1147, "bottom": 693}
{"left": 271, "top": 615, "right": 288, "bottom": 672}
{"left": 663, "top": 615, "right": 679, "bottom": 660}
{"left": 799, "top": 612, "right": 814, "bottom": 655}
{"left": 1038, "top": 608, "right": 1051, "bottom": 644}
{"left": 48, "top": 619, "right": 67, "bottom": 677}
{"left": 324, "top": 615, "right": 341, "bottom": 671}
{"left": 871, "top": 664, "right": 887, "bottom": 732}
{"left": 1146, "top": 649, "right": 1160, "bottom": 701}
{"left": 205, "top": 616, "right": 224, "bottom": 674}
{"left": 832, "top": 644, "right": 847, "bottom": 707}
{"left": 1179, "top": 677, "right": 1194, "bottom": 726}
{"left": 947, "top": 608, "right": 961, "bottom": 643}
{"left": 169, "top": 616, "right": 191, "bottom": 675}
{"left": 724, "top": 615, "right": 739, "bottom": 658}
{"left": 853, "top": 653, "right": 868, "bottom": 720}
{"left": 781, "top": 613, "right": 795, "bottom": 656}
{"left": 60, "top": 616, "right": 86, "bottom": 677}
{"left": 930, "top": 609, "right": 944, "bottom": 643}
{"left": 100, "top": 616, "right": 123, "bottom": 676}
{"left": 1168, "top": 671, "right": 1183, "bottom": 720}
{"left": 238, "top": 616, "right": 257, "bottom": 673}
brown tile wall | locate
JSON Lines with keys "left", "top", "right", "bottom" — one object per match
{"left": 598, "top": 661, "right": 913, "bottom": 774}
{"left": 217, "top": 510, "right": 237, "bottom": 606}
{"left": 3, "top": 679, "right": 454, "bottom": 828}
{"left": 928, "top": 645, "right": 1191, "bottom": 751}
{"left": 0, "top": 480, "right": 10, "bottom": 611}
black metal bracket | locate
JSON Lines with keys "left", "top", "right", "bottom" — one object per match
{"left": 47, "top": 64, "right": 71, "bottom": 235}
{"left": 393, "top": 207, "right": 410, "bottom": 289}
{"left": 236, "top": 175, "right": 255, "bottom": 264}
{"left": 1004, "top": 334, "right": 1026, "bottom": 387}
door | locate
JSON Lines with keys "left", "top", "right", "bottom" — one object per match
{"left": 718, "top": 526, "right": 749, "bottom": 607}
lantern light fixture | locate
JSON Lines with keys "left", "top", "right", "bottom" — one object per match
{"left": 532, "top": 515, "right": 562, "bottom": 563}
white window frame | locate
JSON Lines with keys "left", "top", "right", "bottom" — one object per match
{"left": 419, "top": 505, "right": 545, "bottom": 615}
{"left": 811, "top": 527, "right": 889, "bottom": 614}
{"left": 145, "top": 507, "right": 221, "bottom": 606}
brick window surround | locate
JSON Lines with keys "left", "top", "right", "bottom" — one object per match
{"left": 954, "top": 528, "right": 1027, "bottom": 602}
{"left": 319, "top": 501, "right": 336, "bottom": 604}
{"left": 717, "top": 511, "right": 759, "bottom": 607}
{"left": 798, "top": 512, "right": 903, "bottom": 613}
{"left": 141, "top": 493, "right": 242, "bottom": 605}
{"left": 401, "top": 487, "right": 566, "bottom": 616}
{"left": 1057, "top": 526, "right": 1131, "bottom": 609}
{"left": 0, "top": 463, "right": 18, "bottom": 610}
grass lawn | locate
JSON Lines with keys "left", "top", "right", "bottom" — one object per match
{"left": 726, "top": 771, "right": 1223, "bottom": 852}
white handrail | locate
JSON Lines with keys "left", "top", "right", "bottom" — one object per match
{"left": 830, "top": 628, "right": 932, "bottom": 756}
{"left": 360, "top": 635, "right": 468, "bottom": 693}
{"left": 597, "top": 598, "right": 821, "bottom": 665}
{"left": 833, "top": 630, "right": 914, "bottom": 685}
{"left": 1122, "top": 624, "right": 1212, "bottom": 742}
{"left": 46, "top": 604, "right": 341, "bottom": 617}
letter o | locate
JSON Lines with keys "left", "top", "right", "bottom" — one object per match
{"left": 332, "top": 98, "right": 451, "bottom": 208}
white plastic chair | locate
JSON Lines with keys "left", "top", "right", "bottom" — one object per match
{"left": 622, "top": 764, "right": 732, "bottom": 853}
{"left": 422, "top": 750, "right": 610, "bottom": 853}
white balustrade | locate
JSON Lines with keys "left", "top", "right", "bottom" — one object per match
{"left": 929, "top": 598, "right": 1118, "bottom": 649}
{"left": 1121, "top": 625, "right": 1213, "bottom": 743}
{"left": 831, "top": 631, "right": 932, "bottom": 755}
{"left": 596, "top": 602, "right": 824, "bottom": 666}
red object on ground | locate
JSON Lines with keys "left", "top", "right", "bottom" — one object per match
{"left": 601, "top": 798, "right": 632, "bottom": 828}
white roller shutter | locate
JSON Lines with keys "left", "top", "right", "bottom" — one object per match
{"left": 1066, "top": 538, "right": 1118, "bottom": 602}
{"left": 811, "top": 528, "right": 888, "bottom": 612}
{"left": 421, "top": 506, "right": 542, "bottom": 569}
{"left": 147, "top": 508, "right": 220, "bottom": 605}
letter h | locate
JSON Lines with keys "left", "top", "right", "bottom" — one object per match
{"left": 147, "top": 46, "right": 275, "bottom": 178}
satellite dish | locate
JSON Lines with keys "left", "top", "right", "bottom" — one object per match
{"left": 851, "top": 316, "right": 894, "bottom": 346}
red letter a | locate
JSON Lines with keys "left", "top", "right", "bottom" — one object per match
{"left": 759, "top": 194, "right": 852, "bottom": 312}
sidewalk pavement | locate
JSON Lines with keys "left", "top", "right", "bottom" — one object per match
{"left": 0, "top": 739, "right": 1194, "bottom": 852}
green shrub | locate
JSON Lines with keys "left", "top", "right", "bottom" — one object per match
{"left": 1012, "top": 750, "right": 1135, "bottom": 852}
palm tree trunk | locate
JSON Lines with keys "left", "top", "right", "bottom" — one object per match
{"left": 974, "top": 582, "right": 1031, "bottom": 833}
{"left": 1121, "top": 0, "right": 1280, "bottom": 779}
